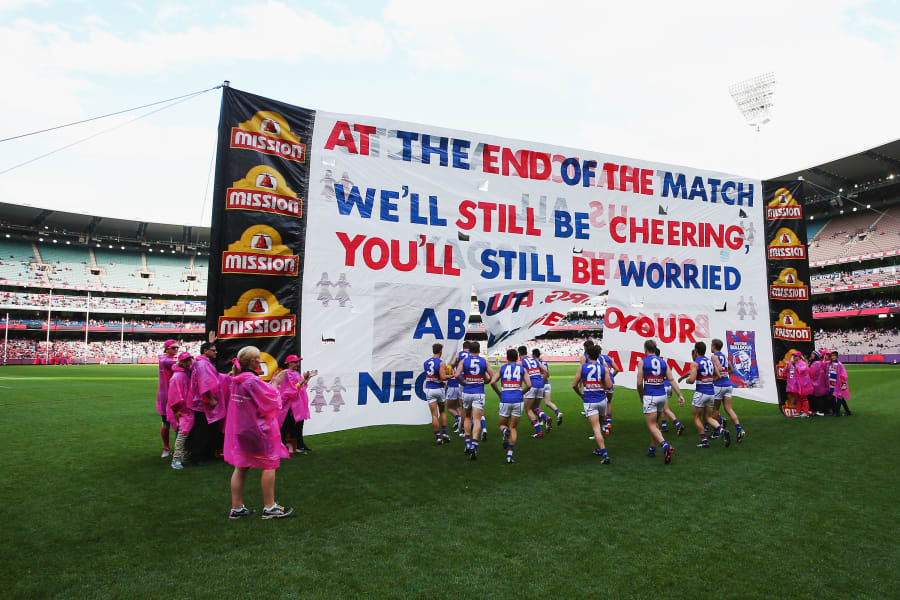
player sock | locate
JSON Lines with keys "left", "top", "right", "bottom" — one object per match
{"left": 673, "top": 419, "right": 682, "bottom": 427}
{"left": 472, "top": 441, "right": 479, "bottom": 450}
{"left": 660, "top": 441, "right": 670, "bottom": 451}
{"left": 506, "top": 444, "right": 514, "bottom": 458}
{"left": 735, "top": 423, "right": 743, "bottom": 433}
{"left": 700, "top": 434, "right": 708, "bottom": 442}
{"left": 441, "top": 425, "right": 447, "bottom": 436}
{"left": 537, "top": 409, "right": 548, "bottom": 421}
{"left": 553, "top": 408, "right": 560, "bottom": 415}
{"left": 465, "top": 434, "right": 471, "bottom": 449}
{"left": 501, "top": 426, "right": 509, "bottom": 437}
{"left": 434, "top": 429, "right": 440, "bottom": 440}
{"left": 600, "top": 447, "right": 608, "bottom": 457}
{"left": 480, "top": 416, "right": 486, "bottom": 430}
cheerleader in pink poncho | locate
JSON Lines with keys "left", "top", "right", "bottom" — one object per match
{"left": 157, "top": 339, "right": 179, "bottom": 458}
{"left": 786, "top": 351, "right": 814, "bottom": 417}
{"left": 273, "top": 355, "right": 316, "bottom": 454}
{"left": 166, "top": 353, "right": 194, "bottom": 469}
{"left": 827, "top": 351, "right": 852, "bottom": 417}
{"left": 225, "top": 346, "right": 293, "bottom": 520}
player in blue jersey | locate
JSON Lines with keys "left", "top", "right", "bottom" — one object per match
{"left": 453, "top": 341, "right": 493, "bottom": 460}
{"left": 423, "top": 343, "right": 451, "bottom": 445}
{"left": 597, "top": 344, "right": 618, "bottom": 435}
{"left": 710, "top": 338, "right": 745, "bottom": 442}
{"left": 572, "top": 345, "right": 612, "bottom": 463}
{"left": 518, "top": 346, "right": 550, "bottom": 437}
{"left": 490, "top": 348, "right": 531, "bottom": 463}
{"left": 636, "top": 340, "right": 685, "bottom": 464}
{"left": 680, "top": 341, "right": 731, "bottom": 449}
{"left": 654, "top": 347, "right": 686, "bottom": 437}
{"left": 446, "top": 341, "right": 471, "bottom": 435}
{"left": 532, "top": 348, "right": 562, "bottom": 426}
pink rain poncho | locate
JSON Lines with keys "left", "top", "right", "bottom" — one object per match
{"left": 156, "top": 355, "right": 177, "bottom": 416}
{"left": 809, "top": 359, "right": 828, "bottom": 397}
{"left": 786, "top": 359, "right": 813, "bottom": 396}
{"left": 224, "top": 371, "right": 289, "bottom": 470}
{"left": 828, "top": 360, "right": 850, "bottom": 400}
{"left": 277, "top": 370, "right": 311, "bottom": 426}
{"left": 190, "top": 354, "right": 227, "bottom": 424}
{"left": 166, "top": 365, "right": 194, "bottom": 433}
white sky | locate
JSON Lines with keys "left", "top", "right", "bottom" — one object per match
{"left": 0, "top": 0, "right": 898, "bottom": 226}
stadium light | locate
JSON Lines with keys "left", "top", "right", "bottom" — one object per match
{"left": 39, "top": 237, "right": 44, "bottom": 242}
{"left": 729, "top": 72, "right": 776, "bottom": 131}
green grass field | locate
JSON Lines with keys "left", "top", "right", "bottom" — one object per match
{"left": 1, "top": 363, "right": 898, "bottom": 599}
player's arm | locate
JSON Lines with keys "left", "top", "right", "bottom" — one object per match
{"left": 571, "top": 369, "right": 583, "bottom": 399}
{"left": 522, "top": 374, "right": 532, "bottom": 393}
{"left": 483, "top": 363, "right": 494, "bottom": 383}
{"left": 540, "top": 363, "right": 549, "bottom": 382}
{"left": 453, "top": 361, "right": 464, "bottom": 383}
{"left": 438, "top": 360, "right": 450, "bottom": 381}
{"left": 603, "top": 370, "right": 613, "bottom": 392}
{"left": 683, "top": 362, "right": 698, "bottom": 384}
{"left": 489, "top": 368, "right": 502, "bottom": 396}
{"left": 636, "top": 364, "right": 644, "bottom": 398}
{"left": 666, "top": 369, "right": 685, "bottom": 406}
{"left": 579, "top": 354, "right": 587, "bottom": 365}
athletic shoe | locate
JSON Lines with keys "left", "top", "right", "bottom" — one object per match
{"left": 262, "top": 504, "right": 294, "bottom": 519}
{"left": 723, "top": 429, "right": 731, "bottom": 448}
{"left": 532, "top": 431, "right": 544, "bottom": 439}
{"left": 544, "top": 419, "right": 552, "bottom": 433}
{"left": 845, "top": 411, "right": 852, "bottom": 416}
{"left": 481, "top": 430, "right": 487, "bottom": 442}
{"left": 301, "top": 446, "right": 313, "bottom": 453}
{"left": 587, "top": 435, "right": 595, "bottom": 440}
{"left": 648, "top": 448, "right": 656, "bottom": 458}
{"left": 470, "top": 447, "right": 478, "bottom": 460}
{"left": 601, "top": 425, "right": 610, "bottom": 436}
{"left": 436, "top": 438, "right": 444, "bottom": 445}
{"left": 676, "top": 424, "right": 685, "bottom": 437}
{"left": 442, "top": 434, "right": 451, "bottom": 444}
{"left": 170, "top": 458, "right": 183, "bottom": 470}
{"left": 452, "top": 420, "right": 461, "bottom": 433}
{"left": 592, "top": 447, "right": 603, "bottom": 456}
{"left": 798, "top": 413, "right": 810, "bottom": 418}
{"left": 664, "top": 446, "right": 674, "bottom": 464}
{"left": 661, "top": 423, "right": 668, "bottom": 432}
{"left": 720, "top": 417, "right": 728, "bottom": 428}
{"left": 600, "top": 455, "right": 611, "bottom": 465}
{"left": 505, "top": 455, "right": 514, "bottom": 464}
{"left": 696, "top": 441, "right": 710, "bottom": 448}
{"left": 815, "top": 412, "right": 825, "bottom": 416}
{"left": 229, "top": 506, "right": 256, "bottom": 520}
{"left": 709, "top": 431, "right": 720, "bottom": 440}
{"left": 296, "top": 447, "right": 308, "bottom": 455}
{"left": 464, "top": 446, "right": 471, "bottom": 455}
{"left": 161, "top": 448, "right": 171, "bottom": 458}
{"left": 459, "top": 431, "right": 467, "bottom": 437}
{"left": 502, "top": 428, "right": 510, "bottom": 449}
{"left": 557, "top": 412, "right": 564, "bottom": 426}
{"left": 737, "top": 429, "right": 746, "bottom": 443}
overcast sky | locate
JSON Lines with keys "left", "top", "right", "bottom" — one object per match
{"left": 1, "top": 0, "right": 898, "bottom": 226}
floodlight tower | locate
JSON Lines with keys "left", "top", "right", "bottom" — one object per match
{"left": 729, "top": 72, "right": 776, "bottom": 177}
{"left": 729, "top": 72, "right": 776, "bottom": 132}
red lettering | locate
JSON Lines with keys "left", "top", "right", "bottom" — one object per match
{"left": 529, "top": 152, "right": 552, "bottom": 180}
{"left": 502, "top": 148, "right": 529, "bottom": 178}
{"left": 336, "top": 232, "right": 365, "bottom": 265}
{"left": 639, "top": 168, "right": 654, "bottom": 195}
{"left": 363, "top": 237, "right": 389, "bottom": 270}
{"left": 602, "top": 162, "right": 618, "bottom": 189}
{"left": 353, "top": 123, "right": 377, "bottom": 155}
{"left": 483, "top": 144, "right": 500, "bottom": 174}
{"left": 456, "top": 200, "right": 477, "bottom": 230}
{"left": 324, "top": 121, "right": 358, "bottom": 154}
{"left": 609, "top": 216, "right": 627, "bottom": 243}
{"left": 477, "top": 201, "right": 496, "bottom": 231}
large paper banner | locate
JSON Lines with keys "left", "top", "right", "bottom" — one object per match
{"left": 209, "top": 88, "right": 777, "bottom": 435}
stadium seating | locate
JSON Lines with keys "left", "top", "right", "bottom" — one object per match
{"left": 93, "top": 248, "right": 145, "bottom": 290}
{"left": 809, "top": 206, "right": 900, "bottom": 262}
{"left": 0, "top": 239, "right": 39, "bottom": 283}
{"left": 145, "top": 253, "right": 192, "bottom": 293}
{"left": 36, "top": 243, "right": 96, "bottom": 287}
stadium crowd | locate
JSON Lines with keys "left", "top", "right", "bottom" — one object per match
{"left": 813, "top": 328, "right": 900, "bottom": 355}
{"left": 2, "top": 339, "right": 201, "bottom": 361}
{"left": 813, "top": 299, "right": 899, "bottom": 312}
{"left": 0, "top": 291, "right": 206, "bottom": 313}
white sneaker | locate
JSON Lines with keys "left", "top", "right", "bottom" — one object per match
{"left": 588, "top": 435, "right": 595, "bottom": 440}
{"left": 262, "top": 504, "right": 294, "bottom": 519}
{"left": 161, "top": 448, "right": 171, "bottom": 458}
{"left": 171, "top": 458, "right": 183, "bottom": 470}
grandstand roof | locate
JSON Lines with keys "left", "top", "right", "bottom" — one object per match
{"left": 0, "top": 202, "right": 209, "bottom": 249}
{"left": 772, "top": 138, "right": 900, "bottom": 216}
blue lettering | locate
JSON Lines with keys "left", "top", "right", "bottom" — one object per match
{"left": 452, "top": 139, "right": 470, "bottom": 170}
{"left": 618, "top": 260, "right": 646, "bottom": 286}
{"left": 413, "top": 308, "right": 443, "bottom": 339}
{"left": 708, "top": 178, "right": 721, "bottom": 203}
{"left": 480, "top": 249, "right": 499, "bottom": 279}
{"left": 380, "top": 189, "right": 400, "bottom": 222}
{"left": 665, "top": 262, "right": 682, "bottom": 288}
{"left": 683, "top": 263, "right": 699, "bottom": 288}
{"left": 393, "top": 371, "right": 414, "bottom": 402}
{"left": 335, "top": 184, "right": 375, "bottom": 218}
{"left": 582, "top": 160, "right": 597, "bottom": 187}
{"left": 421, "top": 135, "right": 448, "bottom": 166}
{"left": 410, "top": 193, "right": 427, "bottom": 225}
{"left": 574, "top": 212, "right": 589, "bottom": 239}
{"left": 738, "top": 182, "right": 754, "bottom": 207}
{"left": 661, "top": 172, "right": 688, "bottom": 198}
{"left": 447, "top": 309, "right": 466, "bottom": 339}
{"left": 688, "top": 176, "right": 708, "bottom": 202}
{"left": 725, "top": 267, "right": 741, "bottom": 290}
{"left": 720, "top": 181, "right": 736, "bottom": 205}
{"left": 358, "top": 371, "right": 391, "bottom": 404}
{"left": 555, "top": 210, "right": 574, "bottom": 237}
{"left": 428, "top": 195, "right": 447, "bottom": 226}
{"left": 396, "top": 130, "right": 418, "bottom": 162}
{"left": 646, "top": 263, "right": 664, "bottom": 288}
{"left": 560, "top": 157, "right": 581, "bottom": 185}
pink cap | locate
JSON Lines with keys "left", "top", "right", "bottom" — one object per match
{"left": 164, "top": 339, "right": 178, "bottom": 349}
{"left": 285, "top": 354, "right": 301, "bottom": 363}
{"left": 793, "top": 351, "right": 803, "bottom": 357}
{"left": 177, "top": 351, "right": 192, "bottom": 361}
